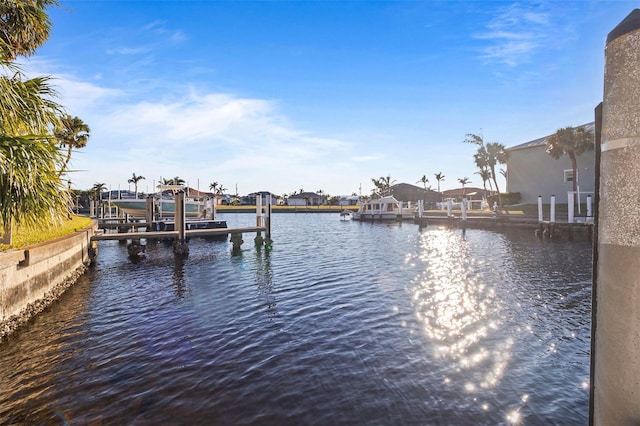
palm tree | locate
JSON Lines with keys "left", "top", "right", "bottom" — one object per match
{"left": 128, "top": 173, "right": 145, "bottom": 198}
{"left": 92, "top": 182, "right": 107, "bottom": 202}
{"left": 457, "top": 177, "right": 470, "bottom": 196}
{"left": 434, "top": 172, "right": 445, "bottom": 193}
{"left": 545, "top": 126, "right": 594, "bottom": 195}
{"left": 0, "top": 136, "right": 70, "bottom": 244}
{"left": 417, "top": 175, "right": 430, "bottom": 190}
{"left": 0, "top": 0, "right": 57, "bottom": 61}
{"left": 162, "top": 176, "right": 185, "bottom": 186}
{"left": 464, "top": 133, "right": 509, "bottom": 205}
{"left": 371, "top": 175, "right": 395, "bottom": 197}
{"left": 55, "top": 114, "right": 90, "bottom": 177}
{"left": 0, "top": 2, "right": 69, "bottom": 244}
{"left": 475, "top": 169, "right": 491, "bottom": 194}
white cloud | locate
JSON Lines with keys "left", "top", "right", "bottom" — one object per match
{"left": 39, "top": 72, "right": 358, "bottom": 193}
{"left": 475, "top": 3, "right": 559, "bottom": 67}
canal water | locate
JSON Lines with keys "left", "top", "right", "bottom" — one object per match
{"left": 0, "top": 213, "right": 592, "bottom": 425}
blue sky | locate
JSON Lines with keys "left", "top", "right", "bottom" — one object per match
{"left": 26, "top": 1, "right": 637, "bottom": 196}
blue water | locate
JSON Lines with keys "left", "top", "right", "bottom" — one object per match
{"left": 0, "top": 213, "right": 592, "bottom": 424}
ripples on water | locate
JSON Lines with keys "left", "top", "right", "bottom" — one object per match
{"left": 0, "top": 213, "right": 592, "bottom": 425}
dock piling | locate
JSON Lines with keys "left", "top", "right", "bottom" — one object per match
{"left": 172, "top": 190, "right": 189, "bottom": 256}
{"left": 592, "top": 9, "right": 640, "bottom": 424}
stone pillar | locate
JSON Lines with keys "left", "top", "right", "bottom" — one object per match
{"left": 593, "top": 9, "right": 640, "bottom": 425}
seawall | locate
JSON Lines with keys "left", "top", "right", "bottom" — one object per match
{"left": 0, "top": 220, "right": 98, "bottom": 339}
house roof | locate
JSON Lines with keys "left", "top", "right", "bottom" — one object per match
{"left": 288, "top": 192, "right": 322, "bottom": 199}
{"left": 442, "top": 187, "right": 487, "bottom": 197}
{"left": 507, "top": 122, "right": 595, "bottom": 151}
{"left": 392, "top": 182, "right": 439, "bottom": 193}
{"left": 184, "top": 187, "right": 214, "bottom": 197}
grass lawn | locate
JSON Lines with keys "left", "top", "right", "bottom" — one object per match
{"left": 0, "top": 215, "right": 92, "bottom": 251}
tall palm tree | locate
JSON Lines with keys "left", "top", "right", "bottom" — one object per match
{"left": 464, "top": 133, "right": 509, "bottom": 205}
{"left": 457, "top": 177, "right": 470, "bottom": 196}
{"left": 474, "top": 169, "right": 491, "bottom": 194}
{"left": 434, "top": 172, "right": 445, "bottom": 193}
{"left": 486, "top": 142, "right": 509, "bottom": 197}
{"left": 128, "top": 173, "right": 145, "bottom": 198}
{"left": 55, "top": 114, "right": 90, "bottom": 177}
{"left": 417, "top": 175, "right": 430, "bottom": 190}
{"left": 0, "top": 1, "right": 68, "bottom": 244}
{"left": 545, "top": 126, "right": 594, "bottom": 195}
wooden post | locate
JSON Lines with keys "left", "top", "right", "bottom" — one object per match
{"left": 265, "top": 193, "right": 272, "bottom": 249}
{"left": 145, "top": 196, "right": 155, "bottom": 224}
{"left": 173, "top": 190, "right": 189, "bottom": 255}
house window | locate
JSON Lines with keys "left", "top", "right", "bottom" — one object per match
{"left": 564, "top": 169, "right": 575, "bottom": 183}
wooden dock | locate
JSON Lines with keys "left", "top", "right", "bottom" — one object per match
{"left": 89, "top": 187, "right": 274, "bottom": 258}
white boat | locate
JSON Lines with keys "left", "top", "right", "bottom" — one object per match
{"left": 110, "top": 198, "right": 208, "bottom": 218}
{"left": 351, "top": 196, "right": 415, "bottom": 221}
{"left": 111, "top": 185, "right": 211, "bottom": 218}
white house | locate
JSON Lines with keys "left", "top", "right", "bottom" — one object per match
{"left": 506, "top": 122, "right": 595, "bottom": 205}
{"left": 287, "top": 192, "right": 326, "bottom": 206}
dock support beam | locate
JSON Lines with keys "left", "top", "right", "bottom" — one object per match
{"left": 592, "top": 9, "right": 640, "bottom": 425}
{"left": 172, "top": 190, "right": 189, "bottom": 256}
{"left": 145, "top": 196, "right": 155, "bottom": 224}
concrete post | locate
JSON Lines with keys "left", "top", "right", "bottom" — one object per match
{"left": 256, "top": 193, "right": 262, "bottom": 228}
{"left": 568, "top": 192, "right": 575, "bottom": 223}
{"left": 550, "top": 195, "right": 556, "bottom": 223}
{"left": 587, "top": 195, "right": 592, "bottom": 218}
{"left": 593, "top": 9, "right": 640, "bottom": 425}
{"left": 447, "top": 199, "right": 453, "bottom": 217}
{"left": 461, "top": 197, "right": 467, "bottom": 222}
{"left": 537, "top": 195, "right": 543, "bottom": 222}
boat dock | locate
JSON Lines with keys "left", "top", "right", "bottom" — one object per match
{"left": 89, "top": 189, "right": 273, "bottom": 259}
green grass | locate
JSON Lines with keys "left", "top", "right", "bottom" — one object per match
{"left": 0, "top": 215, "right": 92, "bottom": 251}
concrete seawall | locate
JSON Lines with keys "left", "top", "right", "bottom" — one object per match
{"left": 0, "top": 220, "right": 98, "bottom": 339}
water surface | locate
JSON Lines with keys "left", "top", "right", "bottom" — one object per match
{"left": 0, "top": 213, "right": 592, "bottom": 424}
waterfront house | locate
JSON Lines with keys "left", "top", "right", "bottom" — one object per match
{"left": 338, "top": 195, "right": 360, "bottom": 206}
{"left": 242, "top": 192, "right": 278, "bottom": 206}
{"left": 390, "top": 183, "right": 441, "bottom": 207}
{"left": 287, "top": 192, "right": 326, "bottom": 206}
{"left": 505, "top": 122, "right": 595, "bottom": 205}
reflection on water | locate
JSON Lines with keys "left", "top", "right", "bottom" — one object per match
{"left": 0, "top": 214, "right": 592, "bottom": 425}
{"left": 411, "top": 230, "right": 509, "bottom": 392}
